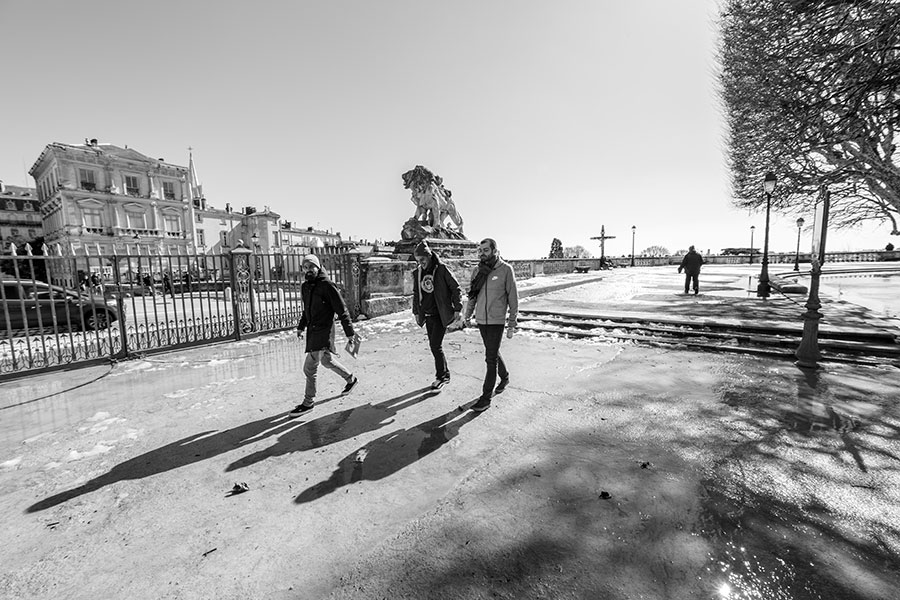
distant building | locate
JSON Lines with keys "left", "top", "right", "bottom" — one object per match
{"left": 0, "top": 181, "right": 42, "bottom": 249}
{"left": 29, "top": 140, "right": 196, "bottom": 284}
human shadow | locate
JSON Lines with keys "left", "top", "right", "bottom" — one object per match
{"left": 26, "top": 410, "right": 300, "bottom": 513}
{"left": 224, "top": 386, "right": 438, "bottom": 472}
{"left": 294, "top": 406, "right": 481, "bottom": 504}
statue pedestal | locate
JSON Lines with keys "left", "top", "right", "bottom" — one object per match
{"left": 394, "top": 237, "right": 477, "bottom": 260}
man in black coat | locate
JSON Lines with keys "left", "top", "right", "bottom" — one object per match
{"left": 291, "top": 255, "right": 359, "bottom": 416}
{"left": 411, "top": 240, "right": 462, "bottom": 390}
{"left": 678, "top": 245, "right": 705, "bottom": 295}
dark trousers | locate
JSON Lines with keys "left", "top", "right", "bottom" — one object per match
{"left": 425, "top": 315, "right": 449, "bottom": 380}
{"left": 683, "top": 273, "right": 699, "bottom": 294}
{"left": 478, "top": 325, "right": 509, "bottom": 401}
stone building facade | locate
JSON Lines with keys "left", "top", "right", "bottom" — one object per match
{"left": 0, "top": 182, "right": 42, "bottom": 248}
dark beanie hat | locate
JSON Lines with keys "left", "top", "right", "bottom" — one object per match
{"left": 413, "top": 240, "right": 432, "bottom": 257}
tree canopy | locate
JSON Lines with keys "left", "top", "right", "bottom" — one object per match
{"left": 719, "top": 0, "right": 900, "bottom": 234}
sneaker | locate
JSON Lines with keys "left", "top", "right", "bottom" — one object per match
{"left": 494, "top": 378, "right": 510, "bottom": 394}
{"left": 431, "top": 376, "right": 450, "bottom": 390}
{"left": 471, "top": 397, "right": 491, "bottom": 412}
{"left": 341, "top": 376, "right": 359, "bottom": 395}
{"left": 289, "top": 403, "right": 314, "bottom": 417}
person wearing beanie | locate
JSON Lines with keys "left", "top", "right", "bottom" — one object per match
{"left": 290, "top": 255, "right": 359, "bottom": 416}
{"left": 462, "top": 237, "right": 518, "bottom": 412}
{"left": 412, "top": 240, "right": 463, "bottom": 390}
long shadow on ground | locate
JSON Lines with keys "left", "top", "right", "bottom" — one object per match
{"left": 295, "top": 406, "right": 481, "bottom": 504}
{"left": 25, "top": 388, "right": 434, "bottom": 513}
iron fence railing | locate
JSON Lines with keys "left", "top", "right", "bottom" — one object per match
{"left": 0, "top": 247, "right": 360, "bottom": 380}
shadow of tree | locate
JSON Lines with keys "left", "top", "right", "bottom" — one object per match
{"left": 225, "top": 386, "right": 438, "bottom": 472}
{"left": 294, "top": 407, "right": 481, "bottom": 504}
{"left": 325, "top": 361, "right": 900, "bottom": 599}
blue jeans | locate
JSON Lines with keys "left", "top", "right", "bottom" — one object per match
{"left": 303, "top": 350, "right": 352, "bottom": 403}
{"left": 478, "top": 325, "right": 509, "bottom": 401}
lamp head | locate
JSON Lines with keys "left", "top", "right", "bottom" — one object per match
{"left": 797, "top": 217, "right": 805, "bottom": 227}
{"left": 751, "top": 225, "right": 755, "bottom": 231}
{"left": 631, "top": 225, "right": 636, "bottom": 232}
{"left": 763, "top": 172, "right": 777, "bottom": 194}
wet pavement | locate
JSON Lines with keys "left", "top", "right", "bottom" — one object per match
{"left": 1, "top": 265, "right": 899, "bottom": 600}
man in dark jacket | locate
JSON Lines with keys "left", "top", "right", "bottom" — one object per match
{"left": 411, "top": 240, "right": 463, "bottom": 390}
{"left": 678, "top": 245, "right": 705, "bottom": 295}
{"left": 291, "top": 255, "right": 359, "bottom": 416}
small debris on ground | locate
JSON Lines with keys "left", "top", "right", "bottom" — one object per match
{"left": 599, "top": 491, "right": 611, "bottom": 499}
{"left": 202, "top": 548, "right": 217, "bottom": 557}
{"left": 226, "top": 482, "right": 249, "bottom": 496}
{"left": 640, "top": 461, "right": 652, "bottom": 469}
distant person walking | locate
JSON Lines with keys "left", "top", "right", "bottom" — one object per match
{"left": 678, "top": 245, "right": 705, "bottom": 295}
{"left": 463, "top": 238, "right": 518, "bottom": 412}
{"left": 412, "top": 240, "right": 463, "bottom": 390}
{"left": 291, "top": 255, "right": 360, "bottom": 416}
{"left": 162, "top": 272, "right": 175, "bottom": 298}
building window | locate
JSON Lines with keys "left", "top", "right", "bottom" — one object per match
{"left": 23, "top": 201, "right": 33, "bottom": 211}
{"left": 27, "top": 229, "right": 36, "bottom": 238}
{"left": 162, "top": 181, "right": 176, "bottom": 200}
{"left": 220, "top": 231, "right": 228, "bottom": 247}
{"left": 83, "top": 208, "right": 103, "bottom": 228}
{"left": 126, "top": 211, "right": 147, "bottom": 229}
{"left": 10, "top": 228, "right": 19, "bottom": 236}
{"left": 125, "top": 175, "right": 140, "bottom": 197}
{"left": 195, "top": 212, "right": 202, "bottom": 223}
{"left": 164, "top": 214, "right": 181, "bottom": 233}
{"left": 79, "top": 168, "right": 96, "bottom": 191}
{"left": 4, "top": 200, "right": 14, "bottom": 210}
{"left": 197, "top": 229, "right": 206, "bottom": 247}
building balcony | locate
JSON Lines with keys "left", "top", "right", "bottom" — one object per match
{"left": 165, "top": 231, "right": 184, "bottom": 238}
{"left": 114, "top": 227, "right": 161, "bottom": 237}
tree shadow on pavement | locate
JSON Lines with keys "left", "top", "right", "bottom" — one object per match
{"left": 294, "top": 406, "right": 481, "bottom": 504}
{"left": 225, "top": 386, "right": 438, "bottom": 473}
{"left": 325, "top": 360, "right": 900, "bottom": 600}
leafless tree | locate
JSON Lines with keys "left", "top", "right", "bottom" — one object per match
{"left": 719, "top": 0, "right": 900, "bottom": 234}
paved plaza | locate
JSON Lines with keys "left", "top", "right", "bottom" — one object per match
{"left": 1, "top": 265, "right": 899, "bottom": 600}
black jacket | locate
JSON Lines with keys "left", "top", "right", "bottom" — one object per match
{"left": 297, "top": 272, "right": 355, "bottom": 353}
{"left": 412, "top": 254, "right": 463, "bottom": 328}
{"left": 678, "top": 250, "right": 705, "bottom": 275}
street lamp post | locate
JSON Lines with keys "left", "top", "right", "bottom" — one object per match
{"left": 631, "top": 225, "right": 636, "bottom": 267}
{"left": 793, "top": 217, "right": 805, "bottom": 271}
{"left": 749, "top": 226, "right": 755, "bottom": 264}
{"left": 756, "top": 172, "right": 777, "bottom": 298}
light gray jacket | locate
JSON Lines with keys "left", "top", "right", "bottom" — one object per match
{"left": 463, "top": 258, "right": 519, "bottom": 327}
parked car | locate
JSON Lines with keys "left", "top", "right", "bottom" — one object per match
{"left": 1, "top": 279, "right": 120, "bottom": 331}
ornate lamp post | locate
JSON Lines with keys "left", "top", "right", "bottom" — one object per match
{"left": 793, "top": 217, "right": 805, "bottom": 271}
{"left": 749, "top": 225, "right": 755, "bottom": 264}
{"left": 631, "top": 225, "right": 636, "bottom": 267}
{"left": 756, "top": 172, "right": 777, "bottom": 298}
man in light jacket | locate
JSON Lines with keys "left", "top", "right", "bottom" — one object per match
{"left": 412, "top": 240, "right": 463, "bottom": 390}
{"left": 463, "top": 238, "right": 518, "bottom": 412}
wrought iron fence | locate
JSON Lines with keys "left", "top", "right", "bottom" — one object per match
{"left": 0, "top": 247, "right": 361, "bottom": 380}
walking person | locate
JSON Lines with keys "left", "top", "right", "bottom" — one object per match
{"left": 412, "top": 240, "right": 463, "bottom": 390}
{"left": 678, "top": 245, "right": 705, "bottom": 295}
{"left": 291, "top": 255, "right": 360, "bottom": 416}
{"left": 463, "top": 238, "right": 518, "bottom": 412}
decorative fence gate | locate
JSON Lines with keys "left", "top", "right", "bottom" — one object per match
{"left": 0, "top": 248, "right": 361, "bottom": 381}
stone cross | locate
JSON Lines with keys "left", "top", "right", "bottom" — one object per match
{"left": 590, "top": 225, "right": 616, "bottom": 261}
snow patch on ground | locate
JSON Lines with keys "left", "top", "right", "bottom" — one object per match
{"left": 164, "top": 389, "right": 194, "bottom": 399}
{"left": 79, "top": 417, "right": 126, "bottom": 434}
{"left": 1, "top": 456, "right": 23, "bottom": 470}
{"left": 65, "top": 443, "right": 114, "bottom": 461}
{"left": 87, "top": 411, "right": 112, "bottom": 422}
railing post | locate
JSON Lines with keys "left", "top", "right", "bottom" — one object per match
{"left": 111, "top": 260, "right": 129, "bottom": 359}
{"left": 229, "top": 246, "right": 254, "bottom": 339}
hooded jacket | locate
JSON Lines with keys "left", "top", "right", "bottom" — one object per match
{"left": 297, "top": 271, "right": 355, "bottom": 353}
{"left": 463, "top": 257, "right": 519, "bottom": 327}
{"left": 412, "top": 253, "right": 463, "bottom": 327}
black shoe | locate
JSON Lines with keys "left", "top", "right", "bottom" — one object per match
{"left": 289, "top": 403, "right": 314, "bottom": 417}
{"left": 471, "top": 397, "right": 491, "bottom": 412}
{"left": 494, "top": 378, "right": 510, "bottom": 394}
{"left": 341, "top": 376, "right": 359, "bottom": 395}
